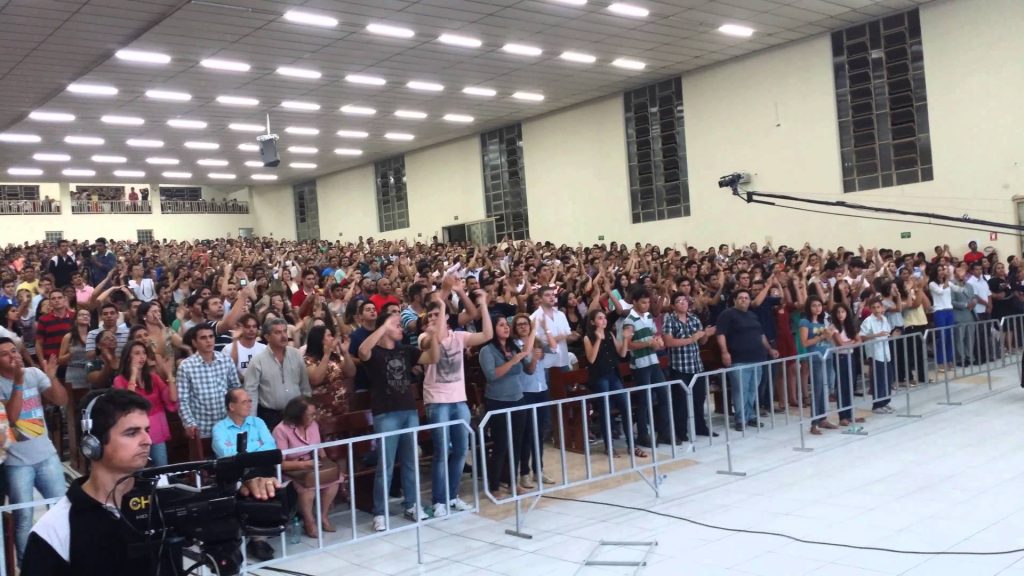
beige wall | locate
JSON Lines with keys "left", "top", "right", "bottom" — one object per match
{"left": 254, "top": 0, "right": 1022, "bottom": 256}
{"left": 251, "top": 183, "right": 296, "bottom": 240}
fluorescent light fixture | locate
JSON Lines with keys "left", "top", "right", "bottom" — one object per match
{"left": 718, "top": 24, "right": 755, "bottom": 37}
{"left": 251, "top": 174, "right": 277, "bottom": 180}
{"left": 114, "top": 170, "right": 145, "bottom": 177}
{"left": 336, "top": 130, "right": 369, "bottom": 139}
{"left": 281, "top": 100, "right": 320, "bottom": 111}
{"left": 0, "top": 133, "right": 41, "bottom": 143}
{"left": 238, "top": 143, "right": 259, "bottom": 151}
{"left": 229, "top": 123, "right": 263, "bottom": 132}
{"left": 276, "top": 66, "right": 321, "bottom": 79}
{"left": 63, "top": 168, "right": 96, "bottom": 177}
{"left": 551, "top": 0, "right": 587, "bottom": 4}
{"left": 244, "top": 161, "right": 264, "bottom": 167}
{"left": 64, "top": 135, "right": 104, "bottom": 145}
{"left": 438, "top": 33, "right": 482, "bottom": 48}
{"left": 201, "top": 58, "right": 250, "bottom": 72}
{"left": 394, "top": 110, "right": 427, "bottom": 119}
{"left": 146, "top": 89, "right": 191, "bottom": 101}
{"left": 167, "top": 119, "right": 207, "bottom": 129}
{"left": 29, "top": 111, "right": 75, "bottom": 122}
{"left": 443, "top": 113, "right": 474, "bottom": 123}
{"left": 607, "top": 2, "right": 648, "bottom": 17}
{"left": 612, "top": 57, "right": 646, "bottom": 70}
{"left": 217, "top": 95, "right": 259, "bottom": 106}
{"left": 116, "top": 49, "right": 171, "bottom": 64}
{"left": 209, "top": 173, "right": 236, "bottom": 179}
{"left": 285, "top": 126, "right": 319, "bottom": 135}
{"left": 197, "top": 159, "right": 228, "bottom": 166}
{"left": 162, "top": 171, "right": 191, "bottom": 178}
{"left": 462, "top": 87, "right": 497, "bottom": 97}
{"left": 101, "top": 115, "right": 144, "bottom": 126}
{"left": 407, "top": 80, "right": 444, "bottom": 92}
{"left": 283, "top": 10, "right": 338, "bottom": 28}
{"left": 7, "top": 168, "right": 42, "bottom": 176}
{"left": 184, "top": 141, "right": 219, "bottom": 150}
{"left": 384, "top": 132, "right": 414, "bottom": 141}
{"left": 91, "top": 155, "right": 127, "bottom": 163}
{"left": 340, "top": 105, "right": 376, "bottom": 116}
{"left": 287, "top": 146, "right": 318, "bottom": 154}
{"left": 290, "top": 162, "right": 317, "bottom": 169}
{"left": 502, "top": 43, "right": 543, "bottom": 56}
{"left": 560, "top": 51, "right": 596, "bottom": 64}
{"left": 146, "top": 157, "right": 179, "bottom": 165}
{"left": 366, "top": 23, "right": 415, "bottom": 38}
{"left": 512, "top": 91, "right": 545, "bottom": 101}
{"left": 33, "top": 153, "right": 70, "bottom": 162}
{"left": 126, "top": 139, "right": 163, "bottom": 148}
{"left": 67, "top": 83, "right": 118, "bottom": 95}
{"left": 345, "top": 74, "right": 386, "bottom": 86}
{"left": 334, "top": 148, "right": 363, "bottom": 156}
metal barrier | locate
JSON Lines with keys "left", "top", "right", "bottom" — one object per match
{"left": 160, "top": 200, "right": 250, "bottom": 214}
{"left": 71, "top": 200, "right": 152, "bottom": 214}
{"left": 476, "top": 378, "right": 693, "bottom": 538}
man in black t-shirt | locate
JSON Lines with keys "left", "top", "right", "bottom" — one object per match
{"left": 715, "top": 289, "right": 779, "bottom": 431}
{"left": 348, "top": 300, "right": 378, "bottom": 390}
{"left": 358, "top": 311, "right": 440, "bottom": 532}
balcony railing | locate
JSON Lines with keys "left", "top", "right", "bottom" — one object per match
{"left": 71, "top": 200, "right": 152, "bottom": 214}
{"left": 160, "top": 200, "right": 249, "bottom": 214}
{"left": 0, "top": 200, "right": 60, "bottom": 215}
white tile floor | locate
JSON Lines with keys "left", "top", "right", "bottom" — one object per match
{"left": 261, "top": 364, "right": 1024, "bottom": 576}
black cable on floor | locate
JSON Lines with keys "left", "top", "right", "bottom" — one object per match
{"left": 542, "top": 495, "right": 1024, "bottom": 556}
{"left": 257, "top": 566, "right": 316, "bottom": 576}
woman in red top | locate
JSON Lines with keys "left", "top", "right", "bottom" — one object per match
{"left": 113, "top": 341, "right": 178, "bottom": 466}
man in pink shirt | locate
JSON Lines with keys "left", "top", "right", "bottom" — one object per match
{"left": 71, "top": 273, "right": 93, "bottom": 307}
{"left": 419, "top": 292, "right": 492, "bottom": 518}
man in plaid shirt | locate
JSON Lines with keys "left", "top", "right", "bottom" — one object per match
{"left": 663, "top": 293, "right": 716, "bottom": 440}
{"left": 177, "top": 324, "right": 241, "bottom": 439}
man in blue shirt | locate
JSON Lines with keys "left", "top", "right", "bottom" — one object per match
{"left": 211, "top": 388, "right": 277, "bottom": 561}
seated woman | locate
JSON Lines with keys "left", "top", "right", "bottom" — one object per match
{"left": 273, "top": 396, "right": 342, "bottom": 538}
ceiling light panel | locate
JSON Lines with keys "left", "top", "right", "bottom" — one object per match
{"left": 91, "top": 155, "right": 127, "bottom": 163}
{"left": 345, "top": 74, "right": 386, "bottom": 86}
{"left": 146, "top": 89, "right": 191, "bottom": 101}
{"left": 115, "top": 49, "right": 171, "bottom": 64}
{"left": 197, "top": 159, "right": 228, "bottom": 166}
{"left": 395, "top": 110, "right": 427, "bottom": 119}
{"left": 229, "top": 123, "right": 264, "bottom": 132}
{"left": 238, "top": 144, "right": 259, "bottom": 151}
{"left": 336, "top": 130, "right": 369, "bottom": 139}
{"left": 719, "top": 24, "right": 755, "bottom": 37}
{"left": 114, "top": 170, "right": 145, "bottom": 178}
{"left": 407, "top": 81, "right": 444, "bottom": 92}
{"left": 502, "top": 43, "right": 543, "bottom": 56}
{"left": 366, "top": 23, "right": 415, "bottom": 38}
{"left": 101, "top": 115, "right": 144, "bottom": 126}
{"left": 340, "top": 105, "right": 376, "bottom": 116}
{"left": 283, "top": 10, "right": 338, "bottom": 28}
{"left": 385, "top": 132, "right": 414, "bottom": 141}
{"left": 0, "top": 133, "right": 40, "bottom": 143}
{"left": 334, "top": 148, "right": 363, "bottom": 156}
{"left": 63, "top": 168, "right": 96, "bottom": 177}
{"left": 285, "top": 127, "right": 320, "bottom": 135}
{"left": 560, "top": 51, "right": 596, "bottom": 63}
{"left": 463, "top": 87, "right": 497, "bottom": 97}
{"left": 167, "top": 119, "right": 207, "bottom": 129}
{"left": 29, "top": 111, "right": 75, "bottom": 122}
{"left": 276, "top": 66, "right": 321, "bottom": 79}
{"left": 244, "top": 161, "right": 264, "bottom": 167}
{"left": 443, "top": 114, "right": 474, "bottom": 123}
{"left": 438, "top": 33, "right": 482, "bottom": 48}
{"left": 512, "top": 91, "right": 545, "bottom": 101}
{"left": 33, "top": 153, "right": 70, "bottom": 162}
{"left": 607, "top": 3, "right": 648, "bottom": 17}
{"left": 209, "top": 173, "right": 236, "bottom": 179}
{"left": 281, "top": 101, "right": 320, "bottom": 111}
{"left": 67, "top": 83, "right": 118, "bottom": 95}
{"left": 184, "top": 141, "right": 219, "bottom": 150}
{"left": 551, "top": 0, "right": 587, "bottom": 4}
{"left": 217, "top": 95, "right": 259, "bottom": 106}
{"left": 612, "top": 57, "right": 646, "bottom": 70}
{"left": 7, "top": 168, "right": 43, "bottom": 176}
{"left": 251, "top": 174, "right": 277, "bottom": 180}
{"left": 288, "top": 146, "right": 318, "bottom": 154}
{"left": 146, "top": 157, "right": 179, "bottom": 165}
{"left": 162, "top": 171, "right": 191, "bottom": 178}
{"left": 201, "top": 58, "right": 250, "bottom": 72}
{"left": 127, "top": 139, "right": 163, "bottom": 148}
{"left": 64, "top": 136, "right": 104, "bottom": 145}
{"left": 290, "top": 162, "right": 317, "bottom": 169}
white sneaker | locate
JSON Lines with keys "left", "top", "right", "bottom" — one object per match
{"left": 448, "top": 498, "right": 471, "bottom": 512}
{"left": 432, "top": 503, "right": 448, "bottom": 518}
{"left": 404, "top": 506, "right": 428, "bottom": 521}
{"left": 373, "top": 515, "right": 387, "bottom": 532}
{"left": 872, "top": 408, "right": 887, "bottom": 414}
{"left": 884, "top": 406, "right": 897, "bottom": 414}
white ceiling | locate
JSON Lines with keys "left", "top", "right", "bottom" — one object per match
{"left": 0, "top": 0, "right": 931, "bottom": 186}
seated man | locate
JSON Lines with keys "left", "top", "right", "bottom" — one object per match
{"left": 22, "top": 389, "right": 281, "bottom": 576}
{"left": 212, "top": 388, "right": 277, "bottom": 562}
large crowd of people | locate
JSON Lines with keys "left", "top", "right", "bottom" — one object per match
{"left": 0, "top": 234, "right": 1016, "bottom": 565}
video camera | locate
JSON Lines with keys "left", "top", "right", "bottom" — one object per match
{"left": 120, "top": 447, "right": 297, "bottom": 576}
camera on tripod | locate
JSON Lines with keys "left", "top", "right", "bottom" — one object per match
{"left": 120, "top": 444, "right": 297, "bottom": 576}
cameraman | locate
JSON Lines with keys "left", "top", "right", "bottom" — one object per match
{"left": 21, "top": 389, "right": 281, "bottom": 576}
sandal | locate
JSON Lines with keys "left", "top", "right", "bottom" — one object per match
{"left": 810, "top": 426, "right": 822, "bottom": 435}
{"left": 633, "top": 447, "right": 649, "bottom": 458}
{"left": 322, "top": 520, "right": 337, "bottom": 533}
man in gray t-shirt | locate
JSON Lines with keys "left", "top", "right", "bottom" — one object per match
{"left": 0, "top": 338, "right": 68, "bottom": 565}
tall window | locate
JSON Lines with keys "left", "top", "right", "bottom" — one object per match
{"left": 833, "top": 8, "right": 932, "bottom": 192}
{"left": 624, "top": 78, "right": 689, "bottom": 223}
{"left": 292, "top": 181, "right": 320, "bottom": 241}
{"left": 481, "top": 124, "right": 530, "bottom": 240}
{"left": 374, "top": 156, "right": 409, "bottom": 232}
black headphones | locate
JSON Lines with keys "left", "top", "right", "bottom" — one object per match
{"left": 80, "top": 392, "right": 105, "bottom": 461}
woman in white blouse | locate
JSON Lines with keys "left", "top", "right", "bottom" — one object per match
{"left": 928, "top": 265, "right": 962, "bottom": 374}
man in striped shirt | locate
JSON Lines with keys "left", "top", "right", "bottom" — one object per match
{"left": 622, "top": 287, "right": 672, "bottom": 447}
{"left": 34, "top": 291, "right": 73, "bottom": 363}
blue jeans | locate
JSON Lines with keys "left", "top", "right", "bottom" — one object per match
{"left": 727, "top": 363, "right": 761, "bottom": 426}
{"left": 836, "top": 353, "right": 857, "bottom": 421}
{"left": 372, "top": 410, "right": 420, "bottom": 516}
{"left": 8, "top": 455, "right": 66, "bottom": 564}
{"left": 150, "top": 442, "right": 168, "bottom": 467}
{"left": 519, "top": 390, "right": 551, "bottom": 477}
{"left": 632, "top": 364, "right": 669, "bottom": 442}
{"left": 425, "top": 402, "right": 470, "bottom": 506}
{"left": 872, "top": 360, "right": 894, "bottom": 409}
{"left": 933, "top": 309, "right": 955, "bottom": 365}
{"left": 808, "top": 353, "right": 835, "bottom": 424}
{"left": 589, "top": 372, "right": 630, "bottom": 448}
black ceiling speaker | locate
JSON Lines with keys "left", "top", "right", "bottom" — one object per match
{"left": 257, "top": 114, "right": 280, "bottom": 167}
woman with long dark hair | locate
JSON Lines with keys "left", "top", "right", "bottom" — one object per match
{"left": 58, "top": 308, "right": 91, "bottom": 390}
{"left": 830, "top": 303, "right": 864, "bottom": 427}
{"left": 799, "top": 296, "right": 836, "bottom": 435}
{"left": 113, "top": 341, "right": 178, "bottom": 466}
{"left": 583, "top": 309, "right": 640, "bottom": 458}
{"left": 304, "top": 324, "right": 355, "bottom": 421}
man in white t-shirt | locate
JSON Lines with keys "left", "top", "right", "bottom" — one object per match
{"left": 230, "top": 314, "right": 266, "bottom": 380}
{"left": 419, "top": 294, "right": 492, "bottom": 518}
{"left": 529, "top": 286, "right": 572, "bottom": 373}
{"left": 965, "top": 261, "right": 993, "bottom": 362}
